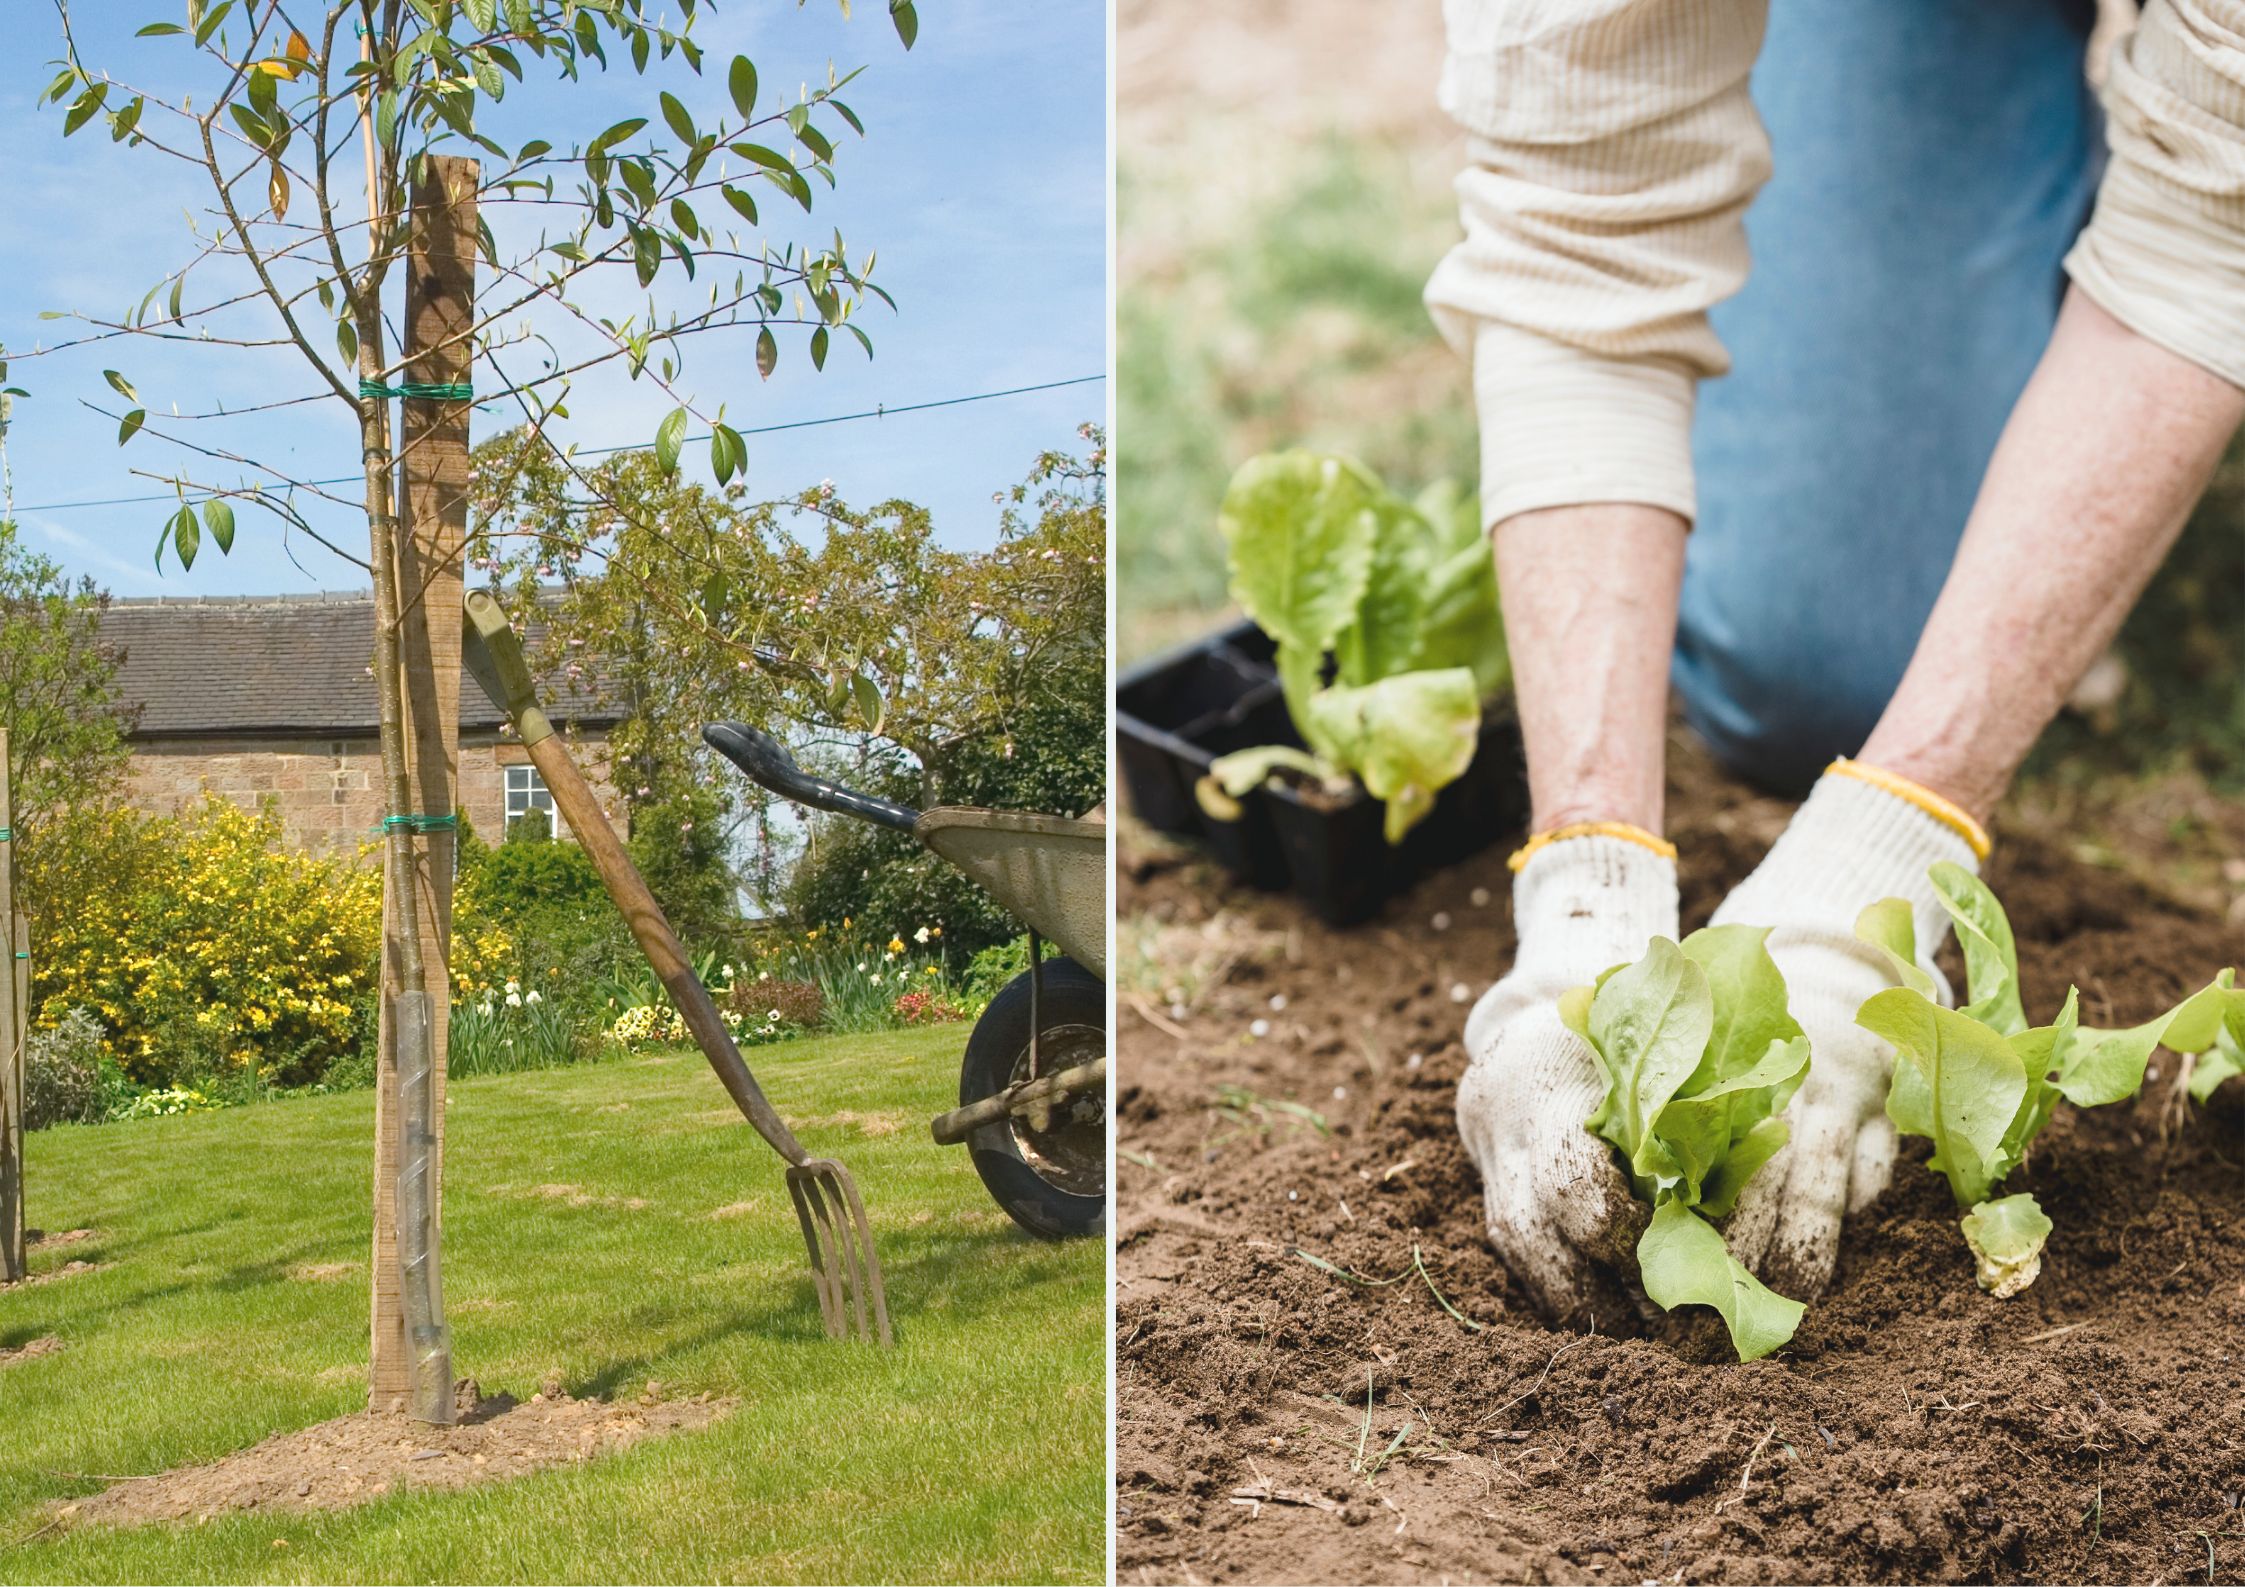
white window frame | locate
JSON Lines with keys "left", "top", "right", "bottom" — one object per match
{"left": 503, "top": 763, "right": 566, "bottom": 838}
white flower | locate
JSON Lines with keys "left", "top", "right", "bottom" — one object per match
{"left": 722, "top": 963, "right": 736, "bottom": 979}
{"left": 870, "top": 974, "right": 882, "bottom": 985}
{"left": 914, "top": 926, "right": 931, "bottom": 944}
{"left": 857, "top": 962, "right": 868, "bottom": 972}
{"left": 505, "top": 978, "right": 521, "bottom": 995}
{"left": 525, "top": 989, "right": 542, "bottom": 1005}
{"left": 506, "top": 991, "right": 523, "bottom": 1008}
{"left": 758, "top": 970, "right": 770, "bottom": 982}
{"left": 768, "top": 1009, "right": 782, "bottom": 1022}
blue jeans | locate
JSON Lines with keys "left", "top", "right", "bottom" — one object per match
{"left": 1675, "top": 0, "right": 2103, "bottom": 794}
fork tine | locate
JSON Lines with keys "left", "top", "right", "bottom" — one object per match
{"left": 816, "top": 1159, "right": 893, "bottom": 1348}
{"left": 786, "top": 1168, "right": 843, "bottom": 1337}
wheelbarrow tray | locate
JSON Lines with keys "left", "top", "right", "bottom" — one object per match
{"left": 915, "top": 808, "right": 1105, "bottom": 980}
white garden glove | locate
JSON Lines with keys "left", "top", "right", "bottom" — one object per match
{"left": 1457, "top": 829, "right": 1678, "bottom": 1328}
{"left": 1713, "top": 762, "right": 1986, "bottom": 1298}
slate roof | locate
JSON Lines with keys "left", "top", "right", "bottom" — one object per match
{"left": 106, "top": 592, "right": 623, "bottom": 740}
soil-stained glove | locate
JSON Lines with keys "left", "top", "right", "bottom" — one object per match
{"left": 1714, "top": 762, "right": 1988, "bottom": 1297}
{"left": 1458, "top": 828, "right": 1678, "bottom": 1328}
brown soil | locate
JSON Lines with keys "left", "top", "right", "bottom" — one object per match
{"left": 50, "top": 1382, "right": 734, "bottom": 1531}
{"left": 1, "top": 1335, "right": 63, "bottom": 1369}
{"left": 1, "top": 1260, "right": 103, "bottom": 1291}
{"left": 1117, "top": 737, "right": 2245, "bottom": 1585}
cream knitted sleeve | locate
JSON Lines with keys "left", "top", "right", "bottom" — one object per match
{"left": 2066, "top": 0, "right": 2245, "bottom": 391}
{"left": 1424, "top": 1, "right": 1773, "bottom": 533}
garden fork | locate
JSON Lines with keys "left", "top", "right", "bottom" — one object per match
{"left": 461, "top": 590, "right": 892, "bottom": 1347}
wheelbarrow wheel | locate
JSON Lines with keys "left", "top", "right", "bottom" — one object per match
{"left": 960, "top": 956, "right": 1106, "bottom": 1240}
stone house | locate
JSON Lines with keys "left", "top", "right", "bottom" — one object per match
{"left": 106, "top": 592, "right": 624, "bottom": 856}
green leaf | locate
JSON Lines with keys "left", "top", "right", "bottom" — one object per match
{"left": 891, "top": 0, "right": 918, "bottom": 49}
{"left": 722, "top": 184, "right": 759, "bottom": 227}
{"left": 63, "top": 83, "right": 110, "bottom": 137}
{"left": 1858, "top": 988, "right": 2028, "bottom": 1208}
{"left": 1405, "top": 484, "right": 1508, "bottom": 698}
{"left": 1931, "top": 863, "right": 2026, "bottom": 1036}
{"left": 1638, "top": 1200, "right": 1804, "bottom": 1362}
{"left": 1578, "top": 938, "right": 1713, "bottom": 1188}
{"left": 137, "top": 21, "right": 187, "bottom": 34}
{"left": 654, "top": 406, "right": 689, "bottom": 474}
{"left": 194, "top": 0, "right": 233, "bottom": 46}
{"left": 1196, "top": 745, "right": 1333, "bottom": 821}
{"left": 1302, "top": 669, "right": 1480, "bottom": 844}
{"left": 104, "top": 369, "right": 139, "bottom": 403}
{"left": 1960, "top": 1193, "right": 2051, "bottom": 1298}
{"left": 336, "top": 315, "right": 359, "bottom": 367}
{"left": 708, "top": 422, "right": 745, "bottom": 485}
{"left": 810, "top": 325, "right": 829, "bottom": 370}
{"left": 849, "top": 672, "right": 884, "bottom": 734}
{"left": 728, "top": 55, "right": 757, "bottom": 120}
{"left": 589, "top": 117, "right": 647, "bottom": 155}
{"left": 1331, "top": 493, "right": 1432, "bottom": 687}
{"left": 1697, "top": 1115, "right": 1791, "bottom": 1221}
{"left": 1680, "top": 924, "right": 1804, "bottom": 1087}
{"left": 659, "top": 91, "right": 696, "bottom": 146}
{"left": 1853, "top": 897, "right": 1938, "bottom": 998}
{"left": 755, "top": 324, "right": 777, "bottom": 380}
{"left": 117, "top": 409, "right": 145, "bottom": 445}
{"left": 1219, "top": 451, "right": 1380, "bottom": 659}
{"left": 202, "top": 498, "right": 235, "bottom": 554}
{"left": 2057, "top": 969, "right": 2244, "bottom": 1107}
{"left": 2188, "top": 1014, "right": 2244, "bottom": 1104}
{"left": 172, "top": 505, "right": 200, "bottom": 571}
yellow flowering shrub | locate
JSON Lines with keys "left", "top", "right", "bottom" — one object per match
{"left": 26, "top": 798, "right": 514, "bottom": 1088}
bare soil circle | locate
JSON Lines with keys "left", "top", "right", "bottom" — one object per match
{"left": 1117, "top": 740, "right": 2245, "bottom": 1585}
{"left": 48, "top": 1382, "right": 734, "bottom": 1532}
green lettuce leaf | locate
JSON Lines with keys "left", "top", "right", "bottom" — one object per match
{"left": 1930, "top": 863, "right": 2027, "bottom": 1036}
{"left": 1302, "top": 669, "right": 1481, "bottom": 843}
{"left": 1637, "top": 1200, "right": 1806, "bottom": 1363}
{"left": 1574, "top": 928, "right": 1811, "bottom": 1359}
{"left": 1857, "top": 988, "right": 2027, "bottom": 1209}
{"left": 2189, "top": 1012, "right": 2244, "bottom": 1103}
{"left": 2058, "top": 969, "right": 2243, "bottom": 1107}
{"left": 1853, "top": 897, "right": 1939, "bottom": 999}
{"left": 1960, "top": 1192, "right": 2052, "bottom": 1299}
{"left": 1218, "top": 451, "right": 1379, "bottom": 657}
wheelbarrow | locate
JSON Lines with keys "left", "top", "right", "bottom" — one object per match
{"left": 704, "top": 721, "right": 1107, "bottom": 1241}
{"left": 462, "top": 592, "right": 891, "bottom": 1346}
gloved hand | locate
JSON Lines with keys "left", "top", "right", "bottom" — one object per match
{"left": 1713, "top": 762, "right": 1985, "bottom": 1297}
{"left": 1457, "top": 829, "right": 1678, "bottom": 1328}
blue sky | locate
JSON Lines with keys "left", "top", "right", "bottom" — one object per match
{"left": 0, "top": 0, "right": 1107, "bottom": 596}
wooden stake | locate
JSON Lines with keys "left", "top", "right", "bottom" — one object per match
{"left": 369, "top": 155, "right": 478, "bottom": 1412}
{"left": 0, "top": 730, "right": 18, "bottom": 1283}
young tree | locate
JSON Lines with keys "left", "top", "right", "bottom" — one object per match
{"left": 15, "top": 0, "right": 914, "bottom": 1422}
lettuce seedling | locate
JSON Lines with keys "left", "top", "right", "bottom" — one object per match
{"left": 1855, "top": 863, "right": 2243, "bottom": 1296}
{"left": 1560, "top": 925, "right": 1812, "bottom": 1361}
{"left": 1196, "top": 453, "right": 1508, "bottom": 843}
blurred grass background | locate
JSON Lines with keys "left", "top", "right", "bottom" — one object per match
{"left": 1116, "top": 0, "right": 2243, "bottom": 902}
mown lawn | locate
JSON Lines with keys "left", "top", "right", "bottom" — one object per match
{"left": 0, "top": 1028, "right": 1106, "bottom": 1584}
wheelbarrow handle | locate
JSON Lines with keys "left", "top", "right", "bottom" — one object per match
{"left": 702, "top": 720, "right": 921, "bottom": 833}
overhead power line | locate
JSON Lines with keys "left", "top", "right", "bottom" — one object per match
{"left": 7, "top": 373, "right": 1107, "bottom": 515}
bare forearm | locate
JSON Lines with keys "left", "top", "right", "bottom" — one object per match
{"left": 1495, "top": 503, "right": 1687, "bottom": 834}
{"left": 1862, "top": 290, "right": 2245, "bottom": 820}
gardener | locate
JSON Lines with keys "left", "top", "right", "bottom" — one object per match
{"left": 1429, "top": 0, "right": 2245, "bottom": 1326}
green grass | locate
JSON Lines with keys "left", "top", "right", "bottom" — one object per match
{"left": 0, "top": 1028, "right": 1105, "bottom": 1584}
